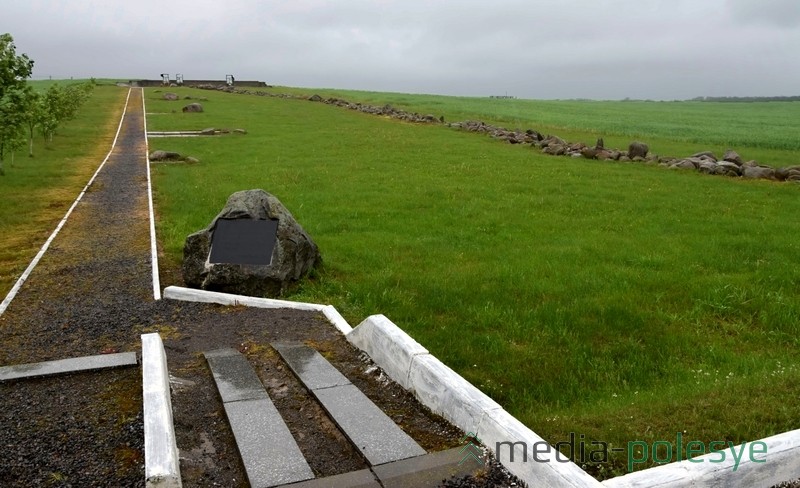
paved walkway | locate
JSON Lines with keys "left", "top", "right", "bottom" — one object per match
{"left": 0, "top": 88, "right": 153, "bottom": 363}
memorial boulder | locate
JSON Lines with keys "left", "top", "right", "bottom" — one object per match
{"left": 182, "top": 189, "right": 321, "bottom": 297}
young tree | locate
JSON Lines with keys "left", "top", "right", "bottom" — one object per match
{"left": 39, "top": 81, "right": 94, "bottom": 145}
{"left": 21, "top": 87, "right": 42, "bottom": 157}
{"left": 0, "top": 33, "right": 34, "bottom": 175}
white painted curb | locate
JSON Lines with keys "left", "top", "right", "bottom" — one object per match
{"left": 142, "top": 333, "right": 182, "bottom": 488}
{"left": 153, "top": 286, "right": 800, "bottom": 486}
{"left": 347, "top": 315, "right": 428, "bottom": 390}
{"left": 601, "top": 428, "right": 800, "bottom": 488}
{"left": 0, "top": 88, "right": 132, "bottom": 317}
{"left": 141, "top": 88, "right": 162, "bottom": 300}
{"left": 345, "top": 315, "right": 602, "bottom": 488}
{"left": 163, "top": 286, "right": 327, "bottom": 312}
{"left": 322, "top": 304, "right": 353, "bottom": 335}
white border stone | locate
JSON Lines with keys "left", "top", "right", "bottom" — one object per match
{"left": 322, "top": 305, "right": 352, "bottom": 335}
{"left": 141, "top": 88, "right": 162, "bottom": 300}
{"left": 479, "top": 409, "right": 602, "bottom": 488}
{"left": 406, "top": 353, "right": 502, "bottom": 432}
{"left": 601, "top": 428, "right": 800, "bottom": 488}
{"left": 142, "top": 333, "right": 182, "bottom": 488}
{"left": 153, "top": 286, "right": 800, "bottom": 487}
{"left": 0, "top": 352, "right": 137, "bottom": 381}
{"left": 163, "top": 286, "right": 326, "bottom": 312}
{"left": 347, "top": 314, "right": 428, "bottom": 390}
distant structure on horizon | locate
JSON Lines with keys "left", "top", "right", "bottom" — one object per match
{"left": 489, "top": 95, "right": 516, "bottom": 99}
{"left": 130, "top": 75, "right": 268, "bottom": 88}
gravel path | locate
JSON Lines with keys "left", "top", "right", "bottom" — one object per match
{"left": 0, "top": 88, "right": 523, "bottom": 487}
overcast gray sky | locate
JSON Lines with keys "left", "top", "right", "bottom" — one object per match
{"left": 4, "top": 0, "right": 800, "bottom": 99}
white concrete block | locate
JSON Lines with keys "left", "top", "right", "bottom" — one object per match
{"left": 0, "top": 352, "right": 137, "bottom": 381}
{"left": 163, "top": 286, "right": 326, "bottom": 312}
{"left": 406, "top": 353, "right": 502, "bottom": 432}
{"left": 323, "top": 305, "right": 353, "bottom": 335}
{"left": 142, "top": 333, "right": 182, "bottom": 488}
{"left": 478, "top": 409, "right": 603, "bottom": 488}
{"left": 346, "top": 315, "right": 428, "bottom": 389}
{"left": 601, "top": 428, "right": 800, "bottom": 488}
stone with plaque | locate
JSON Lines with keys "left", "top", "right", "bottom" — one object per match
{"left": 183, "top": 189, "right": 320, "bottom": 297}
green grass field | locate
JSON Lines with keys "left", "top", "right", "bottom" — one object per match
{"left": 146, "top": 87, "right": 800, "bottom": 477}
{"left": 0, "top": 85, "right": 125, "bottom": 297}
{"left": 273, "top": 86, "right": 800, "bottom": 168}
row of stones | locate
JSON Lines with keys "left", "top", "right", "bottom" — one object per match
{"left": 190, "top": 84, "right": 800, "bottom": 183}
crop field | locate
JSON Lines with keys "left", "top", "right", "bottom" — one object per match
{"left": 145, "top": 86, "right": 800, "bottom": 477}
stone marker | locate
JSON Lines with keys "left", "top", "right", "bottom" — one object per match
{"left": 183, "top": 189, "right": 320, "bottom": 297}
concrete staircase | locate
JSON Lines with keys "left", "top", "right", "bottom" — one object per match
{"left": 202, "top": 343, "right": 480, "bottom": 488}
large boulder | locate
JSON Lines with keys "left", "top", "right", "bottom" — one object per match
{"left": 182, "top": 190, "right": 321, "bottom": 297}
{"left": 628, "top": 141, "right": 649, "bottom": 159}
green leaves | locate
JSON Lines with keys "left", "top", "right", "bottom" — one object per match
{"left": 0, "top": 33, "right": 34, "bottom": 174}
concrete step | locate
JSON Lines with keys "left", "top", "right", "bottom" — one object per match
{"left": 204, "top": 348, "right": 314, "bottom": 488}
{"left": 272, "top": 343, "right": 427, "bottom": 467}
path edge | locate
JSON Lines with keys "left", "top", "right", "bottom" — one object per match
{"left": 0, "top": 88, "right": 133, "bottom": 317}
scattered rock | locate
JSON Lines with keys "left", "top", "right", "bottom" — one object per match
{"left": 716, "top": 161, "right": 742, "bottom": 176}
{"left": 162, "top": 92, "right": 179, "bottom": 101}
{"left": 184, "top": 157, "right": 200, "bottom": 164}
{"left": 234, "top": 129, "right": 248, "bottom": 135}
{"left": 692, "top": 151, "right": 716, "bottom": 160}
{"left": 580, "top": 147, "right": 598, "bottom": 159}
{"left": 742, "top": 166, "right": 776, "bottom": 180}
{"left": 192, "top": 84, "right": 797, "bottom": 185}
{"left": 723, "top": 149, "right": 744, "bottom": 165}
{"left": 183, "top": 189, "right": 321, "bottom": 297}
{"left": 671, "top": 159, "right": 698, "bottom": 170}
{"left": 149, "top": 150, "right": 183, "bottom": 161}
{"left": 628, "top": 141, "right": 649, "bottom": 159}
{"left": 182, "top": 103, "right": 204, "bottom": 113}
{"left": 200, "top": 128, "right": 216, "bottom": 136}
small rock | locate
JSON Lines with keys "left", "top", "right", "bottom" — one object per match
{"left": 692, "top": 151, "right": 716, "bottom": 161}
{"left": 671, "top": 159, "right": 698, "bottom": 170}
{"left": 722, "top": 149, "right": 744, "bottom": 165}
{"left": 200, "top": 128, "right": 216, "bottom": 136}
{"left": 742, "top": 166, "right": 775, "bottom": 180}
{"left": 162, "top": 92, "right": 179, "bottom": 101}
{"left": 184, "top": 157, "right": 200, "bottom": 164}
{"left": 150, "top": 150, "right": 182, "bottom": 161}
{"left": 182, "top": 103, "right": 204, "bottom": 113}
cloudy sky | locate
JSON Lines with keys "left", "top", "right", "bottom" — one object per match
{"left": 4, "top": 0, "right": 800, "bottom": 99}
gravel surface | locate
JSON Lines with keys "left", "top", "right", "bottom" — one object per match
{"left": 0, "top": 88, "right": 523, "bottom": 487}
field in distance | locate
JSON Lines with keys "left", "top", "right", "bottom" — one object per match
{"left": 145, "top": 85, "right": 799, "bottom": 478}
{"left": 275, "top": 85, "right": 800, "bottom": 168}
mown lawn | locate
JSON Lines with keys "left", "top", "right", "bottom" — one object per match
{"left": 0, "top": 84, "right": 126, "bottom": 298}
{"left": 146, "top": 86, "right": 800, "bottom": 478}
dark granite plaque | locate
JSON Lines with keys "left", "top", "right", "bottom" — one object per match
{"left": 209, "top": 218, "right": 278, "bottom": 266}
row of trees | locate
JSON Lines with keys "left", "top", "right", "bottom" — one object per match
{"left": 0, "top": 33, "right": 94, "bottom": 176}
